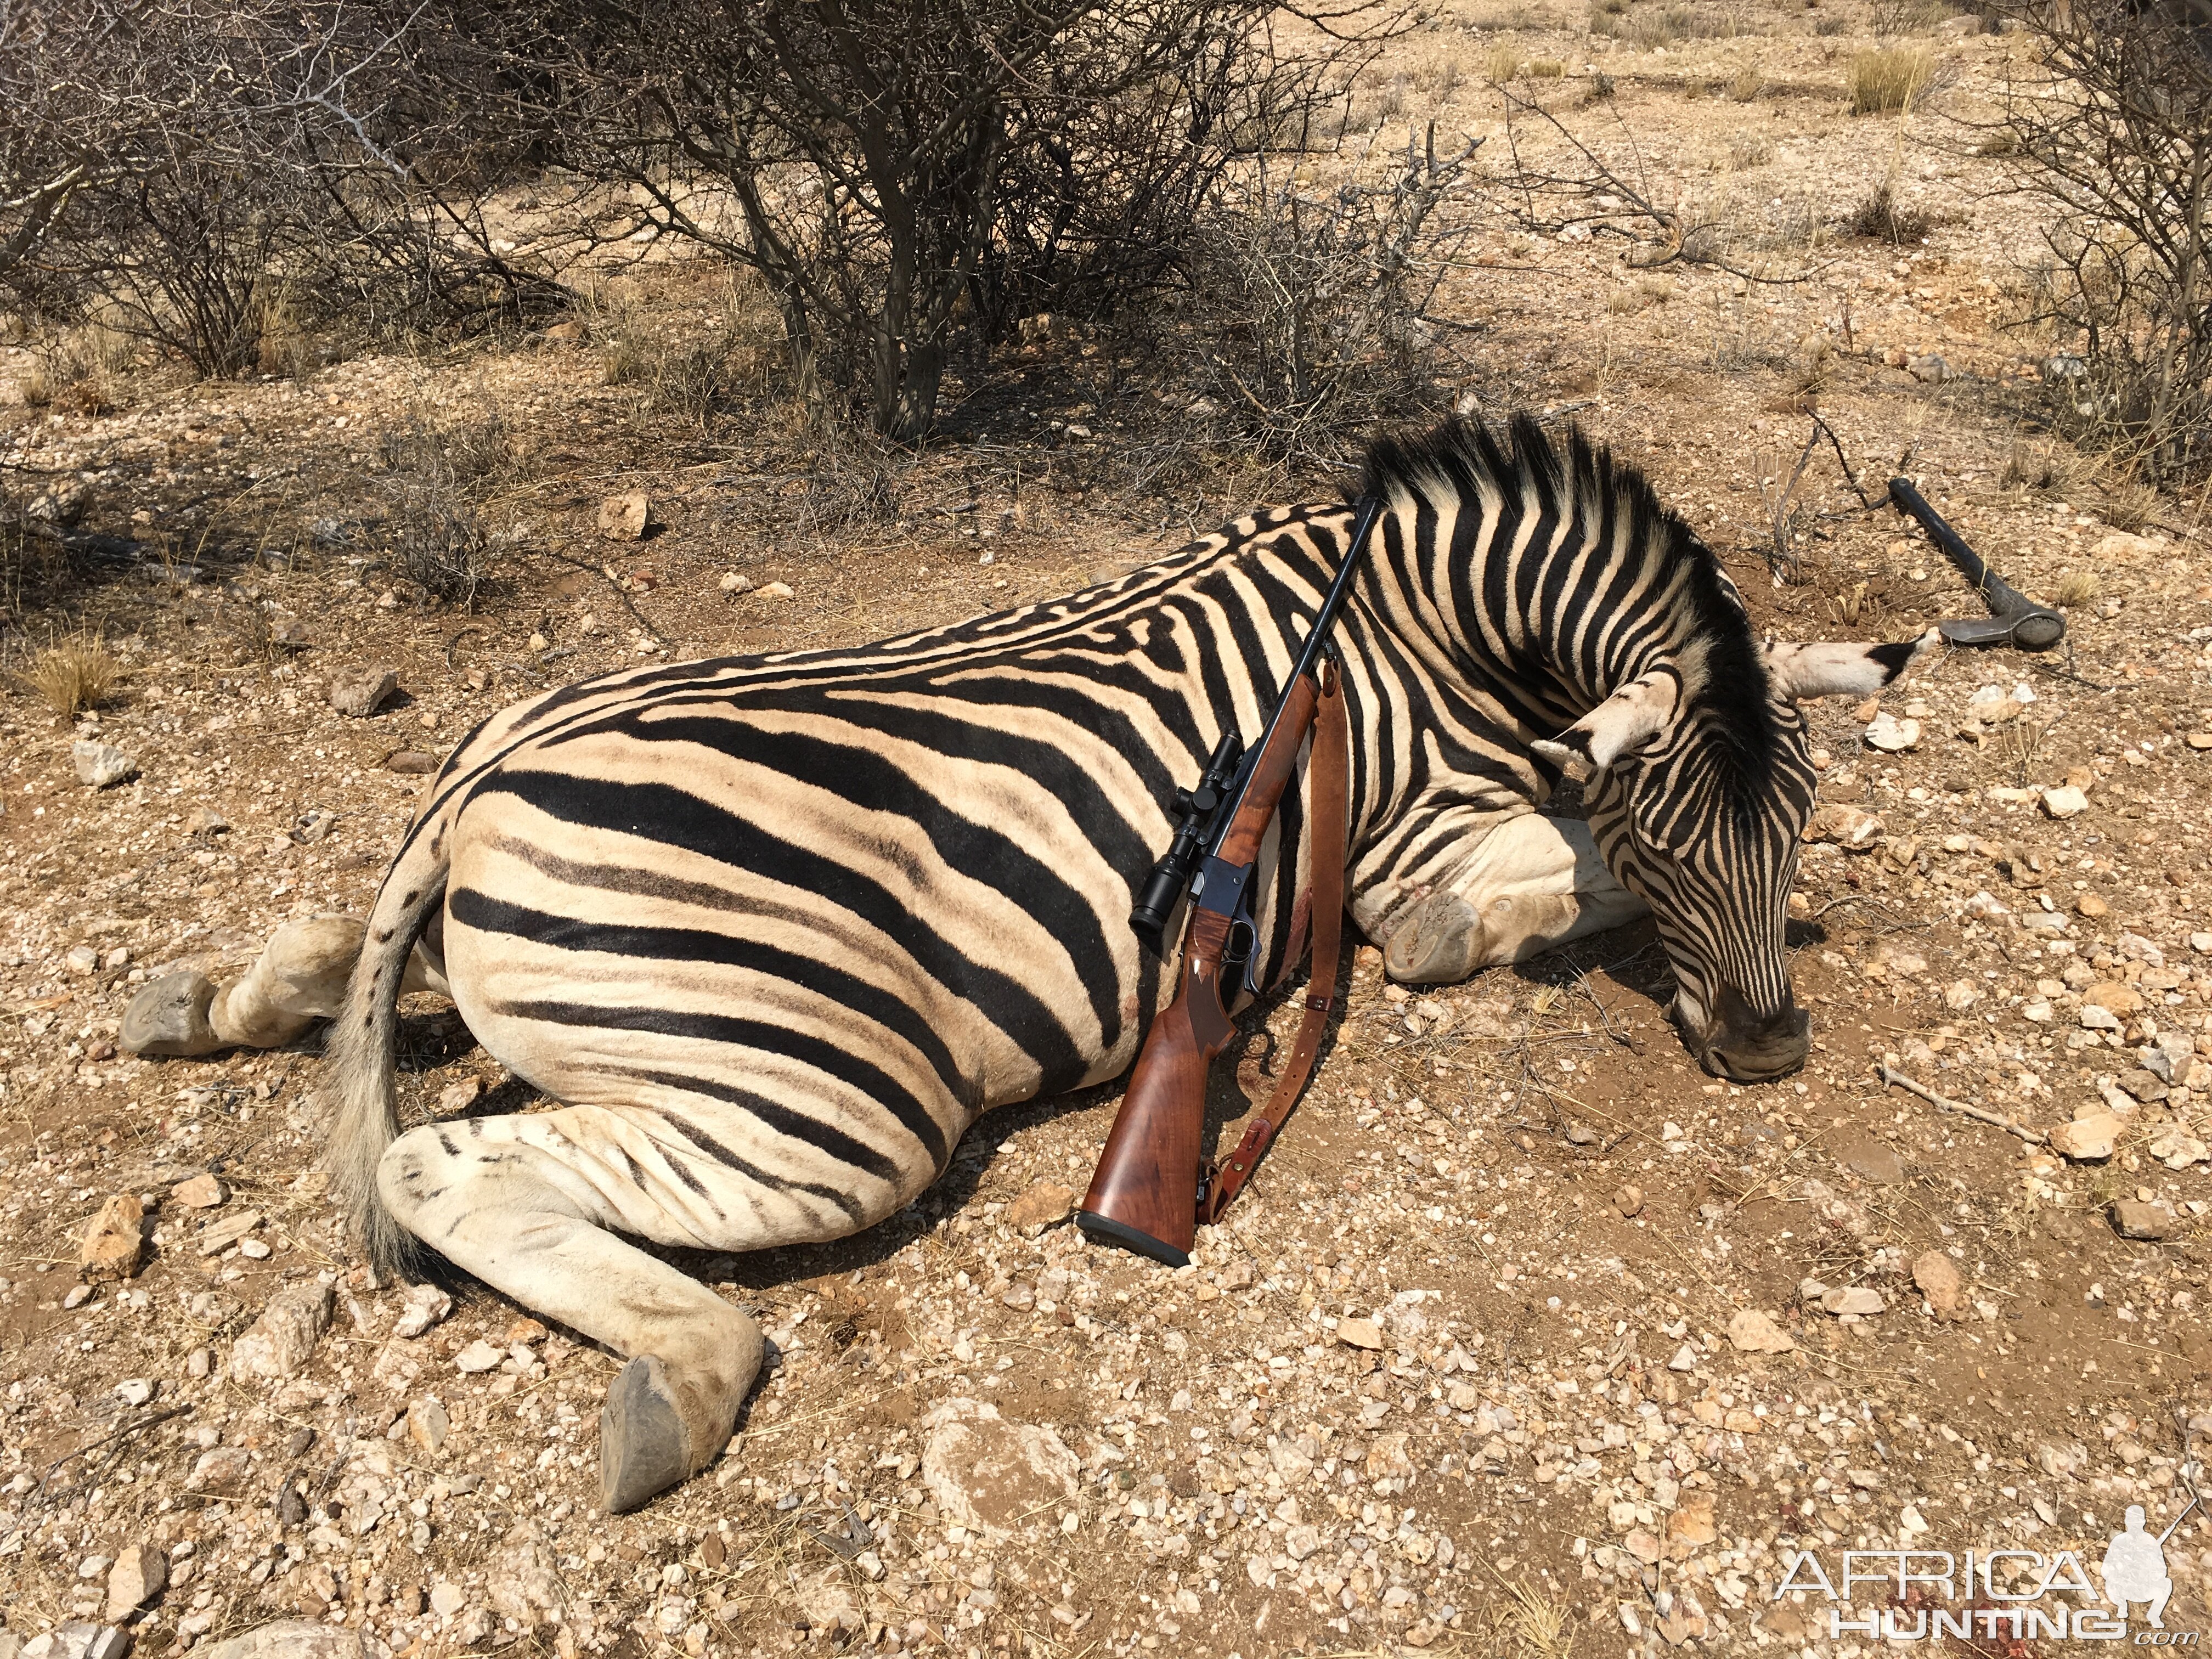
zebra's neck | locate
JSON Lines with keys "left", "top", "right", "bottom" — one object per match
{"left": 1356, "top": 416, "right": 1751, "bottom": 738}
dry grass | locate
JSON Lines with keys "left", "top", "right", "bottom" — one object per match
{"left": 24, "top": 315, "right": 132, "bottom": 415}
{"left": 1530, "top": 57, "right": 1566, "bottom": 76}
{"left": 1605, "top": 275, "right": 1678, "bottom": 316}
{"left": 22, "top": 633, "right": 121, "bottom": 719}
{"left": 1848, "top": 47, "right": 1936, "bottom": 115}
{"left": 1729, "top": 134, "right": 1775, "bottom": 170}
{"left": 2101, "top": 476, "right": 2162, "bottom": 533}
{"left": 2052, "top": 568, "right": 2102, "bottom": 607}
{"left": 1728, "top": 66, "right": 1764, "bottom": 100}
{"left": 253, "top": 281, "right": 318, "bottom": 379}
{"left": 1793, "top": 334, "right": 1836, "bottom": 397}
{"left": 1495, "top": 1572, "right": 1574, "bottom": 1656}
{"left": 1843, "top": 180, "right": 1935, "bottom": 242}
{"left": 2000, "top": 442, "right": 2062, "bottom": 492}
{"left": 1486, "top": 43, "right": 1524, "bottom": 82}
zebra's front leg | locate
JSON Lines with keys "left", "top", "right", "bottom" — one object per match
{"left": 376, "top": 1108, "right": 769, "bottom": 1513}
{"left": 1375, "top": 814, "right": 1647, "bottom": 985}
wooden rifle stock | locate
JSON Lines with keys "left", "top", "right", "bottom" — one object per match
{"left": 1077, "top": 678, "right": 1322, "bottom": 1266}
{"left": 1076, "top": 910, "right": 1238, "bottom": 1265}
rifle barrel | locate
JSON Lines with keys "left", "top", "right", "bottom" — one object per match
{"left": 1210, "top": 495, "right": 1383, "bottom": 855}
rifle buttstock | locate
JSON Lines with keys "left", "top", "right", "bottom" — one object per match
{"left": 1076, "top": 916, "right": 1236, "bottom": 1265}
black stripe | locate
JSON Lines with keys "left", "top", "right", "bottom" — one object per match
{"left": 492, "top": 997, "right": 949, "bottom": 1172}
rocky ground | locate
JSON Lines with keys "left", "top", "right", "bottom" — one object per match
{"left": 7, "top": 1, "right": 2212, "bottom": 1656}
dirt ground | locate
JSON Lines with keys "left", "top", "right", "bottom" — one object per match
{"left": 7, "top": 3, "right": 2212, "bottom": 1656}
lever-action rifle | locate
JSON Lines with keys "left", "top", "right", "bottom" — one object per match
{"left": 1077, "top": 496, "right": 1384, "bottom": 1266}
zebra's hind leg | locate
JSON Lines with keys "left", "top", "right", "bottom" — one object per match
{"left": 1383, "top": 814, "right": 1647, "bottom": 984}
{"left": 121, "top": 913, "right": 448, "bottom": 1057}
{"left": 376, "top": 1108, "right": 767, "bottom": 1513}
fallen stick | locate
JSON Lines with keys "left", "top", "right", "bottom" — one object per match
{"left": 1876, "top": 1063, "right": 2047, "bottom": 1145}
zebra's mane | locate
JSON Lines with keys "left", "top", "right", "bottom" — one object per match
{"left": 1360, "top": 413, "right": 1780, "bottom": 799}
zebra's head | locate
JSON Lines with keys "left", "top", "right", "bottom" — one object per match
{"left": 1537, "top": 628, "right": 1940, "bottom": 1081}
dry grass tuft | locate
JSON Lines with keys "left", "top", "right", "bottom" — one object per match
{"left": 1729, "top": 134, "right": 1775, "bottom": 170}
{"left": 2101, "top": 476, "right": 2162, "bottom": 533}
{"left": 1794, "top": 334, "right": 1836, "bottom": 397}
{"left": 1497, "top": 1573, "right": 1574, "bottom": 1657}
{"left": 1999, "top": 443, "right": 2059, "bottom": 492}
{"left": 1486, "top": 43, "right": 1524, "bottom": 82}
{"left": 1530, "top": 57, "right": 1566, "bottom": 77}
{"left": 2052, "top": 568, "right": 2102, "bottom": 607}
{"left": 1728, "top": 66, "right": 1764, "bottom": 100}
{"left": 22, "top": 633, "right": 120, "bottom": 719}
{"left": 1848, "top": 47, "right": 1936, "bottom": 115}
{"left": 1843, "top": 180, "right": 1933, "bottom": 242}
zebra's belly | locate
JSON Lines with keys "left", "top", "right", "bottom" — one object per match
{"left": 433, "top": 773, "right": 1150, "bottom": 1153}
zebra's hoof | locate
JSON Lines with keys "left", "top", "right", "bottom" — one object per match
{"left": 1385, "top": 892, "right": 1483, "bottom": 985}
{"left": 600, "top": 1355, "right": 692, "bottom": 1513}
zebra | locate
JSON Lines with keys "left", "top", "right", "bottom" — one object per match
{"left": 205, "top": 413, "right": 1929, "bottom": 1512}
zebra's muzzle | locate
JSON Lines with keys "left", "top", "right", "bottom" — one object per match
{"left": 1691, "top": 982, "right": 1811, "bottom": 1081}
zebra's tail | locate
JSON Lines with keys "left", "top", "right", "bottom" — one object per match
{"left": 325, "top": 823, "right": 451, "bottom": 1283}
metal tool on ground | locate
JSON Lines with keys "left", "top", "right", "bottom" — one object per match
{"left": 1888, "top": 476, "right": 2066, "bottom": 651}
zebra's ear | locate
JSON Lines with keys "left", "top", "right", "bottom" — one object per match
{"left": 1763, "top": 628, "right": 1942, "bottom": 702}
{"left": 1533, "top": 672, "right": 1678, "bottom": 779}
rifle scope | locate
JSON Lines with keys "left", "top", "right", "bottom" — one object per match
{"left": 1129, "top": 731, "right": 1244, "bottom": 956}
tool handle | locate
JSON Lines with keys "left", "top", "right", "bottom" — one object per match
{"left": 1888, "top": 477, "right": 2066, "bottom": 651}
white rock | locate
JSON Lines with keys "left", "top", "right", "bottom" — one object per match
{"left": 2050, "top": 1113, "right": 2122, "bottom": 1161}
{"left": 429, "top": 1583, "right": 466, "bottom": 1617}
{"left": 1666, "top": 1342, "right": 1698, "bottom": 1372}
{"left": 2149, "top": 1129, "right": 2208, "bottom": 1170}
{"left": 1726, "top": 1310, "right": 1795, "bottom": 1354}
{"left": 191, "top": 1444, "right": 255, "bottom": 1494}
{"left": 486, "top": 1523, "right": 566, "bottom": 1626}
{"left": 2041, "top": 786, "right": 2090, "bottom": 819}
{"left": 407, "top": 1397, "right": 450, "bottom": 1454}
{"left": 1821, "top": 1286, "right": 1885, "bottom": 1317}
{"left": 920, "top": 1397, "right": 1081, "bottom": 1542}
{"left": 1864, "top": 713, "right": 1920, "bottom": 752}
{"left": 105, "top": 1543, "right": 168, "bottom": 1620}
{"left": 453, "top": 1339, "right": 505, "bottom": 1374}
{"left": 71, "top": 742, "right": 138, "bottom": 789}
{"left": 393, "top": 1282, "right": 452, "bottom": 1339}
{"left": 2080, "top": 1005, "right": 2123, "bottom": 1032}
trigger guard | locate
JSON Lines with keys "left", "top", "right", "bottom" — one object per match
{"left": 1226, "top": 916, "right": 1259, "bottom": 995}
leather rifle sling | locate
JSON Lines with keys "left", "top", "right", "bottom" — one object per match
{"left": 1200, "top": 657, "right": 1350, "bottom": 1225}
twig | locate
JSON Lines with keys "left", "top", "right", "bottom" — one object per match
{"left": 1875, "top": 1064, "right": 2046, "bottom": 1145}
{"left": 36, "top": 1404, "right": 192, "bottom": 1506}
{"left": 528, "top": 546, "right": 666, "bottom": 642}
{"left": 1808, "top": 413, "right": 1882, "bottom": 510}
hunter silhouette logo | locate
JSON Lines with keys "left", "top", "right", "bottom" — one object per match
{"left": 2104, "top": 1502, "right": 2191, "bottom": 1629}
